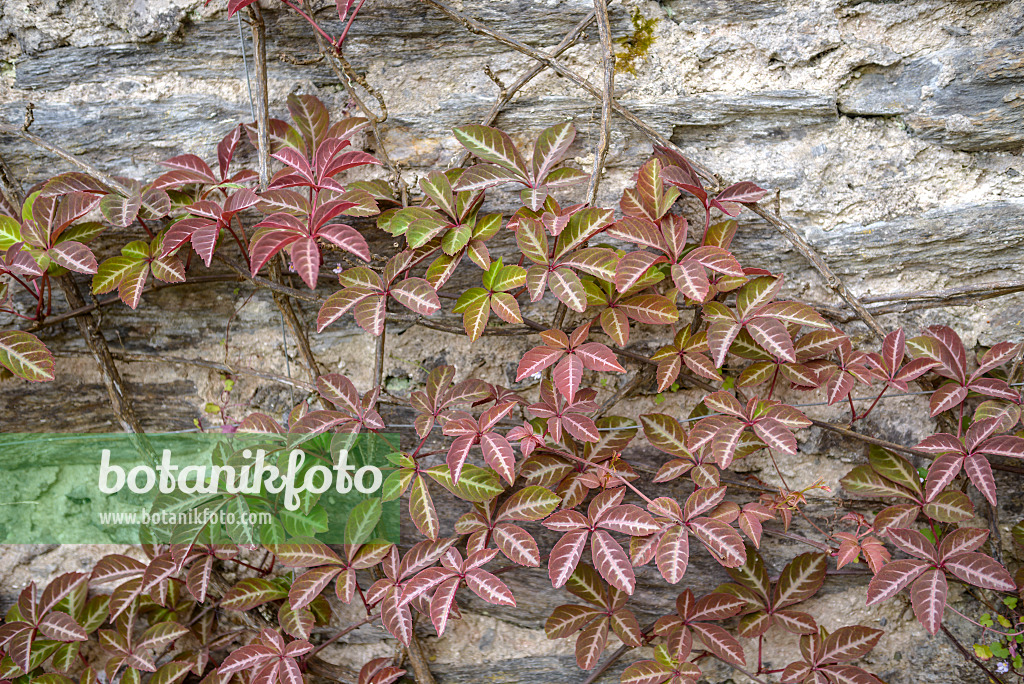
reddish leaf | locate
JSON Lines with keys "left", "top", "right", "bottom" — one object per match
{"left": 390, "top": 278, "right": 440, "bottom": 316}
{"left": 591, "top": 530, "right": 636, "bottom": 594}
{"left": 548, "top": 530, "right": 589, "bottom": 589}
{"left": 866, "top": 559, "right": 930, "bottom": 604}
{"left": 574, "top": 618, "right": 609, "bottom": 670}
{"left": 910, "top": 568, "right": 946, "bottom": 635}
{"left": 943, "top": 552, "right": 1016, "bottom": 591}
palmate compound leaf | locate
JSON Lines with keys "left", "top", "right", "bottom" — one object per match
{"left": 0, "top": 331, "right": 56, "bottom": 381}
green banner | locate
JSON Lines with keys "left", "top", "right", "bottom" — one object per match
{"left": 0, "top": 431, "right": 400, "bottom": 545}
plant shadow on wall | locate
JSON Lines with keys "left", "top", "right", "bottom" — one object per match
{"left": 0, "top": 0, "right": 1023, "bottom": 684}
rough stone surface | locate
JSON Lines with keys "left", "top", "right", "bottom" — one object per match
{"left": 1, "top": 1, "right": 1023, "bottom": 683}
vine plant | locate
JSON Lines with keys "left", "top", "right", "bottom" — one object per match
{"left": 1, "top": 2, "right": 1024, "bottom": 684}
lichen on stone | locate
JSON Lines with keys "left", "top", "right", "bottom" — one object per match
{"left": 614, "top": 7, "right": 659, "bottom": 76}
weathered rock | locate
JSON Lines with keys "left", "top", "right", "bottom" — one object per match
{"left": 839, "top": 38, "right": 1024, "bottom": 152}
{"left": 2, "top": 0, "right": 1024, "bottom": 682}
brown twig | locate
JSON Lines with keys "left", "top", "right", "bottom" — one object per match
{"left": 246, "top": 5, "right": 271, "bottom": 189}
{"left": 816, "top": 298, "right": 971, "bottom": 322}
{"left": 456, "top": 11, "right": 596, "bottom": 168}
{"left": 55, "top": 347, "right": 316, "bottom": 392}
{"left": 596, "top": 367, "right": 651, "bottom": 419}
{"left": 402, "top": 615, "right": 438, "bottom": 684}
{"left": 581, "top": 642, "right": 631, "bottom": 684}
{"left": 812, "top": 419, "right": 1024, "bottom": 475}
{"left": 986, "top": 499, "right": 1003, "bottom": 566}
{"left": 22, "top": 274, "right": 248, "bottom": 332}
{"left": 810, "top": 280, "right": 1024, "bottom": 322}
{"left": 216, "top": 257, "right": 323, "bottom": 303}
{"left": 709, "top": 656, "right": 771, "bottom": 684}
{"left": 0, "top": 148, "right": 25, "bottom": 212}
{"left": 56, "top": 276, "right": 156, "bottom": 460}
{"left": 0, "top": 124, "right": 156, "bottom": 217}
{"left": 586, "top": 0, "right": 614, "bottom": 207}
{"left": 0, "top": 124, "right": 130, "bottom": 196}
{"left": 301, "top": 0, "right": 405, "bottom": 200}
{"left": 418, "top": 0, "right": 715, "bottom": 178}
{"left": 0, "top": 145, "right": 155, "bottom": 460}
{"left": 940, "top": 624, "right": 1008, "bottom": 684}
{"left": 859, "top": 280, "right": 1024, "bottom": 304}
{"left": 269, "top": 259, "right": 323, "bottom": 381}
{"left": 748, "top": 204, "right": 885, "bottom": 340}
{"left": 244, "top": 7, "right": 325, "bottom": 399}
{"left": 373, "top": 318, "right": 387, "bottom": 391}
{"left": 306, "top": 614, "right": 378, "bottom": 658}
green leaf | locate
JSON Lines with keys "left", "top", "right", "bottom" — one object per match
{"left": 840, "top": 465, "right": 916, "bottom": 499}
{"left": 481, "top": 258, "right": 502, "bottom": 291}
{"left": 773, "top": 552, "right": 827, "bottom": 609}
{"left": 868, "top": 446, "right": 922, "bottom": 496}
{"left": 473, "top": 212, "right": 503, "bottom": 240}
{"left": 453, "top": 287, "right": 488, "bottom": 314}
{"left": 452, "top": 125, "right": 528, "bottom": 178}
{"left": 419, "top": 170, "right": 456, "bottom": 218}
{"left": 0, "top": 330, "right": 55, "bottom": 382}
{"left": 515, "top": 217, "right": 549, "bottom": 265}
{"left": 389, "top": 207, "right": 445, "bottom": 238}
{"left": 345, "top": 498, "right": 382, "bottom": 546}
{"left": 441, "top": 223, "right": 471, "bottom": 255}
{"left": 121, "top": 240, "right": 150, "bottom": 260}
{"left": 531, "top": 121, "right": 576, "bottom": 182}
{"left": 118, "top": 261, "right": 149, "bottom": 309}
{"left": 0, "top": 215, "right": 24, "bottom": 251}
{"left": 79, "top": 595, "right": 110, "bottom": 633}
{"left": 149, "top": 662, "right": 192, "bottom": 684}
{"left": 49, "top": 644, "right": 79, "bottom": 674}
{"left": 220, "top": 577, "right": 288, "bottom": 610}
{"left": 287, "top": 93, "right": 330, "bottom": 152}
{"left": 32, "top": 675, "right": 74, "bottom": 684}
{"left": 427, "top": 464, "right": 504, "bottom": 502}
{"left": 490, "top": 265, "right": 527, "bottom": 292}
{"left": 499, "top": 486, "right": 560, "bottom": 521}
{"left": 735, "top": 276, "right": 781, "bottom": 319}
{"left": 92, "top": 256, "right": 140, "bottom": 294}
{"left": 100, "top": 194, "right": 142, "bottom": 228}
{"left": 409, "top": 474, "right": 439, "bottom": 540}
{"left": 639, "top": 413, "right": 690, "bottom": 459}
{"left": 921, "top": 491, "right": 973, "bottom": 522}
{"left": 381, "top": 469, "right": 413, "bottom": 502}
{"left": 554, "top": 208, "right": 614, "bottom": 259}
{"left": 259, "top": 519, "right": 287, "bottom": 545}
{"left": 280, "top": 506, "right": 329, "bottom": 537}
{"left": 406, "top": 215, "right": 451, "bottom": 249}
{"left": 461, "top": 295, "right": 491, "bottom": 342}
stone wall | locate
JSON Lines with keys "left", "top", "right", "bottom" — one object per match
{"left": 1, "top": 1, "right": 1023, "bottom": 682}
